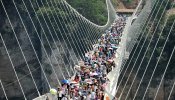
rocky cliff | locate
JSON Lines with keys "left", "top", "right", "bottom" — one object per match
{"left": 0, "top": 0, "right": 103, "bottom": 99}
{"left": 0, "top": 0, "right": 43, "bottom": 99}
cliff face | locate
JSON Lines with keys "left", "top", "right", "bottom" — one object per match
{"left": 0, "top": 0, "right": 100, "bottom": 99}
{"left": 0, "top": 0, "right": 42, "bottom": 99}
{"left": 0, "top": 0, "right": 72, "bottom": 99}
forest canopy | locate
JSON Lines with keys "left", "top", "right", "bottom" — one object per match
{"left": 66, "top": 0, "right": 108, "bottom": 25}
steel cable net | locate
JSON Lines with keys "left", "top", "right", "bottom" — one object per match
{"left": 114, "top": 0, "right": 156, "bottom": 98}
{"left": 104, "top": 0, "right": 150, "bottom": 95}
{"left": 126, "top": 0, "right": 154, "bottom": 54}
{"left": 112, "top": 0, "right": 156, "bottom": 98}
{"left": 116, "top": 0, "right": 175, "bottom": 100}
{"left": 0, "top": 0, "right": 117, "bottom": 99}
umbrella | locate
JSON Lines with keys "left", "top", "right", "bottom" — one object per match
{"left": 85, "top": 79, "right": 93, "bottom": 84}
{"left": 75, "top": 65, "right": 81, "bottom": 70}
{"left": 91, "top": 72, "right": 98, "bottom": 76}
{"left": 75, "top": 65, "right": 81, "bottom": 72}
{"left": 84, "top": 69, "right": 90, "bottom": 73}
{"left": 71, "top": 80, "right": 78, "bottom": 84}
{"left": 93, "top": 73, "right": 99, "bottom": 76}
{"left": 92, "top": 64, "right": 98, "bottom": 68}
{"left": 74, "top": 83, "right": 80, "bottom": 88}
{"left": 109, "top": 48, "right": 113, "bottom": 50}
{"left": 62, "top": 79, "right": 69, "bottom": 84}
{"left": 102, "top": 83, "right": 108, "bottom": 88}
{"left": 75, "top": 65, "right": 80, "bottom": 68}
{"left": 50, "top": 88, "right": 57, "bottom": 95}
{"left": 79, "top": 61, "right": 84, "bottom": 66}
{"left": 70, "top": 76, "right": 75, "bottom": 81}
{"left": 84, "top": 79, "right": 90, "bottom": 81}
{"left": 107, "top": 59, "right": 113, "bottom": 63}
{"left": 74, "top": 83, "right": 80, "bottom": 86}
{"left": 112, "top": 45, "right": 118, "bottom": 49}
{"left": 81, "top": 66, "right": 86, "bottom": 68}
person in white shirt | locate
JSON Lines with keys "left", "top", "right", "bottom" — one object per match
{"left": 86, "top": 91, "right": 91, "bottom": 100}
{"left": 91, "top": 91, "right": 96, "bottom": 99}
{"left": 62, "top": 96, "right": 68, "bottom": 100}
{"left": 57, "top": 88, "right": 62, "bottom": 100}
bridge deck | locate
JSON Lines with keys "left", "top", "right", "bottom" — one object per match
{"left": 33, "top": 16, "right": 127, "bottom": 100}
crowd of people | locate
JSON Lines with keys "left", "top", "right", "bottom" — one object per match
{"left": 50, "top": 17, "right": 126, "bottom": 100}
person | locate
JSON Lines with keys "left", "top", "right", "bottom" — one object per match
{"left": 62, "top": 95, "right": 68, "bottom": 100}
{"left": 91, "top": 90, "right": 96, "bottom": 100}
{"left": 69, "top": 87, "right": 74, "bottom": 98}
{"left": 44, "top": 16, "right": 126, "bottom": 100}
{"left": 101, "top": 93, "right": 104, "bottom": 100}
{"left": 57, "top": 88, "right": 62, "bottom": 100}
{"left": 83, "top": 96, "right": 87, "bottom": 100}
{"left": 86, "top": 91, "right": 91, "bottom": 100}
{"left": 96, "top": 93, "right": 101, "bottom": 100}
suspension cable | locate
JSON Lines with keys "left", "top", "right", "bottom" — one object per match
{"left": 119, "top": 0, "right": 168, "bottom": 98}
{"left": 132, "top": 3, "right": 175, "bottom": 99}
{"left": 60, "top": 0, "right": 90, "bottom": 54}
{"left": 168, "top": 79, "right": 175, "bottom": 100}
{"left": 153, "top": 19, "right": 175, "bottom": 100}
{"left": 0, "top": 32, "right": 27, "bottom": 99}
{"left": 116, "top": 0, "right": 158, "bottom": 94}
{"left": 0, "top": 80, "right": 8, "bottom": 100}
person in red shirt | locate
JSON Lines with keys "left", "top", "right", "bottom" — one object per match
{"left": 74, "top": 75, "right": 80, "bottom": 82}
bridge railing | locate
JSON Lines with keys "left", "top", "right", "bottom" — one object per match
{"left": 125, "top": 0, "right": 155, "bottom": 59}
{"left": 104, "top": 16, "right": 132, "bottom": 100}
{"left": 104, "top": 0, "right": 155, "bottom": 99}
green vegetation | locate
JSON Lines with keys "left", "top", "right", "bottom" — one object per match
{"left": 35, "top": 0, "right": 103, "bottom": 55}
{"left": 111, "top": 0, "right": 118, "bottom": 9}
{"left": 128, "top": 0, "right": 132, "bottom": 2}
{"left": 143, "top": 0, "right": 174, "bottom": 78}
{"left": 66, "top": 0, "right": 108, "bottom": 25}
